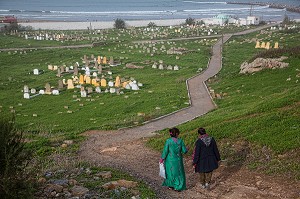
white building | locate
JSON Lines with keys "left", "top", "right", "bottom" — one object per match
{"left": 202, "top": 14, "right": 260, "bottom": 26}
{"left": 202, "top": 14, "right": 238, "bottom": 26}
{"left": 239, "top": 16, "right": 260, "bottom": 26}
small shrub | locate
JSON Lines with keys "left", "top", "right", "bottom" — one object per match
{"left": 114, "top": 18, "right": 126, "bottom": 29}
{"left": 185, "top": 17, "right": 195, "bottom": 26}
{"left": 148, "top": 22, "right": 157, "bottom": 27}
{"left": 0, "top": 115, "right": 33, "bottom": 199}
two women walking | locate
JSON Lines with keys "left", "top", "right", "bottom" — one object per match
{"left": 160, "top": 127, "right": 220, "bottom": 191}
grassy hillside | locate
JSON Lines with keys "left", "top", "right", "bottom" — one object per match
{"left": 148, "top": 25, "right": 300, "bottom": 179}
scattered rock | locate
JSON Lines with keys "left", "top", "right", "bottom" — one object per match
{"left": 44, "top": 184, "right": 64, "bottom": 196}
{"left": 64, "top": 140, "right": 74, "bottom": 145}
{"left": 100, "top": 147, "right": 118, "bottom": 153}
{"left": 70, "top": 185, "right": 89, "bottom": 197}
{"left": 102, "top": 181, "right": 118, "bottom": 190}
{"left": 37, "top": 177, "right": 47, "bottom": 184}
{"left": 68, "top": 179, "right": 77, "bottom": 186}
{"left": 117, "top": 179, "right": 138, "bottom": 188}
{"left": 95, "top": 171, "right": 112, "bottom": 179}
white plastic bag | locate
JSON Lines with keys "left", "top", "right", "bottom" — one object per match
{"left": 159, "top": 162, "right": 166, "bottom": 179}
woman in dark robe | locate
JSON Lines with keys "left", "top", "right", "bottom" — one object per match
{"left": 193, "top": 127, "right": 221, "bottom": 189}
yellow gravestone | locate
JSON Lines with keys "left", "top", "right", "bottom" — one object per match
{"left": 103, "top": 56, "right": 107, "bottom": 64}
{"left": 97, "top": 56, "right": 101, "bottom": 64}
{"left": 73, "top": 76, "right": 79, "bottom": 84}
{"left": 274, "top": 42, "right": 279, "bottom": 49}
{"left": 100, "top": 78, "right": 107, "bottom": 87}
{"left": 79, "top": 75, "right": 84, "bottom": 84}
{"left": 91, "top": 79, "right": 99, "bottom": 86}
{"left": 260, "top": 42, "right": 266, "bottom": 48}
{"left": 115, "top": 76, "right": 121, "bottom": 87}
{"left": 48, "top": 65, "right": 53, "bottom": 70}
{"left": 122, "top": 81, "right": 128, "bottom": 88}
{"left": 255, "top": 41, "right": 260, "bottom": 48}
{"left": 265, "top": 42, "right": 270, "bottom": 49}
{"left": 85, "top": 76, "right": 91, "bottom": 84}
{"left": 67, "top": 79, "right": 74, "bottom": 89}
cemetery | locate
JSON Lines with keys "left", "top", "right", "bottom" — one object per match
{"left": 0, "top": 21, "right": 300, "bottom": 198}
{"left": 0, "top": 21, "right": 299, "bottom": 136}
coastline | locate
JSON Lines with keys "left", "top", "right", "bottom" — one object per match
{"left": 19, "top": 19, "right": 187, "bottom": 30}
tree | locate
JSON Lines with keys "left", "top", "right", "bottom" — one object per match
{"left": 147, "top": 22, "right": 157, "bottom": 28}
{"left": 0, "top": 115, "right": 33, "bottom": 199}
{"left": 185, "top": 17, "right": 195, "bottom": 26}
{"left": 114, "top": 18, "right": 126, "bottom": 29}
{"left": 282, "top": 13, "right": 291, "bottom": 26}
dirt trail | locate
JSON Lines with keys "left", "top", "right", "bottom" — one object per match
{"left": 79, "top": 130, "right": 299, "bottom": 199}
{"left": 78, "top": 23, "right": 299, "bottom": 198}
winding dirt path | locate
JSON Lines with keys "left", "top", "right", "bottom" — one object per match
{"left": 79, "top": 24, "right": 300, "bottom": 198}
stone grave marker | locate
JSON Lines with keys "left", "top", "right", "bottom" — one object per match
{"left": 52, "top": 90, "right": 59, "bottom": 95}
{"left": 87, "top": 87, "right": 93, "bottom": 94}
{"left": 108, "top": 81, "right": 114, "bottom": 87}
{"left": 95, "top": 87, "right": 101, "bottom": 93}
{"left": 60, "top": 66, "right": 65, "bottom": 73}
{"left": 58, "top": 80, "right": 64, "bottom": 89}
{"left": 100, "top": 78, "right": 107, "bottom": 87}
{"left": 45, "top": 83, "right": 51, "bottom": 94}
{"left": 74, "top": 65, "right": 78, "bottom": 75}
{"left": 24, "top": 85, "right": 29, "bottom": 93}
{"left": 57, "top": 68, "right": 61, "bottom": 77}
{"left": 81, "top": 87, "right": 87, "bottom": 97}
{"left": 24, "top": 93, "right": 30, "bottom": 99}
{"left": 79, "top": 75, "right": 84, "bottom": 84}
{"left": 85, "top": 76, "right": 91, "bottom": 84}
{"left": 67, "top": 79, "right": 74, "bottom": 89}
{"left": 33, "top": 69, "right": 39, "bottom": 75}
{"left": 115, "top": 76, "right": 121, "bottom": 87}
{"left": 30, "top": 88, "right": 36, "bottom": 94}
{"left": 159, "top": 64, "right": 164, "bottom": 70}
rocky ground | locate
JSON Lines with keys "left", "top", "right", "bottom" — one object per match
{"left": 78, "top": 130, "right": 300, "bottom": 199}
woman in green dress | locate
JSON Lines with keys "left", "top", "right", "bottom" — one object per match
{"left": 160, "top": 127, "right": 188, "bottom": 191}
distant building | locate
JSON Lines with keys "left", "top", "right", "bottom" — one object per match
{"left": 239, "top": 16, "right": 260, "bottom": 25}
{"left": 202, "top": 14, "right": 238, "bottom": 26}
{"left": 202, "top": 14, "right": 260, "bottom": 26}
{"left": 0, "top": 16, "right": 17, "bottom": 23}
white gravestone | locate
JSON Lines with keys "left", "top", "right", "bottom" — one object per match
{"left": 52, "top": 90, "right": 59, "bottom": 95}
{"left": 24, "top": 93, "right": 30, "bottom": 99}
{"left": 108, "top": 81, "right": 114, "bottom": 87}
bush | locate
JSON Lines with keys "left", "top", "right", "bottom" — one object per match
{"left": 148, "top": 22, "right": 157, "bottom": 27}
{"left": 185, "top": 17, "right": 195, "bottom": 26}
{"left": 114, "top": 18, "right": 126, "bottom": 29}
{"left": 0, "top": 115, "right": 33, "bottom": 199}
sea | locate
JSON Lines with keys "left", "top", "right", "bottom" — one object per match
{"left": 0, "top": 0, "right": 300, "bottom": 22}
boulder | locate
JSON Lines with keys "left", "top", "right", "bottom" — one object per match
{"left": 240, "top": 56, "right": 289, "bottom": 74}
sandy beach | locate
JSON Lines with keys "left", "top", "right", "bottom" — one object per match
{"left": 19, "top": 19, "right": 187, "bottom": 30}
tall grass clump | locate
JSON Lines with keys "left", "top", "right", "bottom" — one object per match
{"left": 0, "top": 115, "right": 34, "bottom": 199}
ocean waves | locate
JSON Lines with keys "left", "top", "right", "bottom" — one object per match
{"left": 0, "top": 0, "right": 298, "bottom": 22}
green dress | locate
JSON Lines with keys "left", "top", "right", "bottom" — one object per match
{"left": 161, "top": 137, "right": 188, "bottom": 191}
